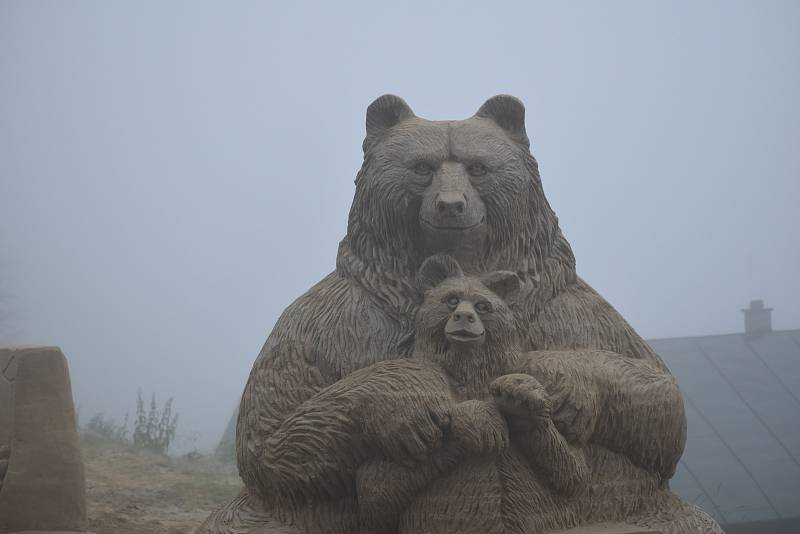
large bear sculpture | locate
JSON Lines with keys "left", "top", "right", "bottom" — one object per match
{"left": 200, "top": 95, "right": 722, "bottom": 534}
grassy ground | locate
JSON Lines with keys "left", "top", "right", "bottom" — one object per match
{"left": 81, "top": 431, "right": 243, "bottom": 534}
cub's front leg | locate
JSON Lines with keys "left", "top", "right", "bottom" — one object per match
{"left": 490, "top": 373, "right": 588, "bottom": 496}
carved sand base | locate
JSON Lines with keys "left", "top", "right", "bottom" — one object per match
{"left": 0, "top": 346, "right": 90, "bottom": 533}
{"left": 199, "top": 487, "right": 722, "bottom": 534}
{"left": 553, "top": 523, "right": 659, "bottom": 533}
{"left": 198, "top": 492, "right": 303, "bottom": 534}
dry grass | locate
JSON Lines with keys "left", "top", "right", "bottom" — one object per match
{"left": 81, "top": 431, "right": 243, "bottom": 534}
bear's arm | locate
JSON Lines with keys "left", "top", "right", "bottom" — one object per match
{"left": 236, "top": 272, "right": 410, "bottom": 503}
{"left": 240, "top": 350, "right": 452, "bottom": 507}
{"left": 523, "top": 277, "right": 686, "bottom": 480}
{"left": 515, "top": 350, "right": 685, "bottom": 481}
{"left": 236, "top": 339, "right": 332, "bottom": 501}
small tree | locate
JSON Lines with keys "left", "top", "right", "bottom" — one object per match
{"left": 133, "top": 389, "right": 178, "bottom": 454}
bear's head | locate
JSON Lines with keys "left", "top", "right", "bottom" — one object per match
{"left": 337, "top": 95, "right": 576, "bottom": 315}
{"left": 412, "top": 254, "right": 522, "bottom": 387}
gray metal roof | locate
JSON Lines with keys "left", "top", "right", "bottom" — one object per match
{"left": 650, "top": 329, "right": 800, "bottom": 524}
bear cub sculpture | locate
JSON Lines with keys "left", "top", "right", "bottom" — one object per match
{"left": 357, "top": 254, "right": 590, "bottom": 534}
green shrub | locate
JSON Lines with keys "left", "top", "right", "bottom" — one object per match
{"left": 132, "top": 389, "right": 178, "bottom": 455}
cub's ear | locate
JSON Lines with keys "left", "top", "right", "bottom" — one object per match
{"left": 363, "top": 94, "right": 415, "bottom": 152}
{"left": 475, "top": 95, "right": 529, "bottom": 147}
{"left": 480, "top": 271, "right": 521, "bottom": 300}
{"left": 417, "top": 255, "right": 464, "bottom": 292}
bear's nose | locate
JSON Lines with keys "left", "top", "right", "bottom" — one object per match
{"left": 436, "top": 192, "right": 467, "bottom": 216}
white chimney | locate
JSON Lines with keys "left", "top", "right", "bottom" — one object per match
{"left": 742, "top": 299, "right": 772, "bottom": 337}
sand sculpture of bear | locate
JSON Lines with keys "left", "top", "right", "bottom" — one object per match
{"left": 200, "top": 95, "right": 722, "bottom": 534}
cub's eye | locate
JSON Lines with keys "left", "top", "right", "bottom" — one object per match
{"left": 466, "top": 162, "right": 487, "bottom": 177}
{"left": 446, "top": 296, "right": 460, "bottom": 309}
{"left": 474, "top": 301, "right": 492, "bottom": 314}
{"left": 413, "top": 162, "right": 435, "bottom": 176}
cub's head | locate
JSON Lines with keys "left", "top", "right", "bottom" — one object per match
{"left": 342, "top": 95, "right": 574, "bottom": 286}
{"left": 413, "top": 255, "right": 521, "bottom": 375}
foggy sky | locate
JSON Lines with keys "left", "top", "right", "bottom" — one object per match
{"left": 1, "top": 1, "right": 798, "bottom": 451}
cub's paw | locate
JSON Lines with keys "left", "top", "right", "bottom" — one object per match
{"left": 448, "top": 400, "right": 509, "bottom": 455}
{"left": 490, "top": 373, "right": 551, "bottom": 430}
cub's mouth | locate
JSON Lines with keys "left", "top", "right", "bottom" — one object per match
{"left": 445, "top": 328, "right": 486, "bottom": 345}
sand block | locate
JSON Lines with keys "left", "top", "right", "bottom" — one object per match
{"left": 0, "top": 346, "right": 88, "bottom": 532}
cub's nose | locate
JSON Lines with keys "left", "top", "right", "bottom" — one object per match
{"left": 452, "top": 310, "right": 476, "bottom": 323}
{"left": 436, "top": 192, "right": 467, "bottom": 217}
{"left": 445, "top": 301, "right": 485, "bottom": 344}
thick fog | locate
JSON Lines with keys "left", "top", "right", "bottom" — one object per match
{"left": 1, "top": 1, "right": 797, "bottom": 452}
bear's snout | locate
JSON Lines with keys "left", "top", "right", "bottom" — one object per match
{"left": 445, "top": 301, "right": 485, "bottom": 346}
{"left": 420, "top": 162, "right": 486, "bottom": 232}
{"left": 435, "top": 191, "right": 467, "bottom": 217}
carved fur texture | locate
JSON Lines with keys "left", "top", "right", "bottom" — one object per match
{"left": 198, "top": 95, "right": 722, "bottom": 534}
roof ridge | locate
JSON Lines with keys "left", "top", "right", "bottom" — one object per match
{"left": 646, "top": 328, "right": 800, "bottom": 342}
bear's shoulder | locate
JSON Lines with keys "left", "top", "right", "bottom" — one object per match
{"left": 523, "top": 277, "right": 659, "bottom": 363}
{"left": 262, "top": 271, "right": 411, "bottom": 379}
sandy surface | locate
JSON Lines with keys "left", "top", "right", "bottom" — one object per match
{"left": 82, "top": 432, "right": 242, "bottom": 534}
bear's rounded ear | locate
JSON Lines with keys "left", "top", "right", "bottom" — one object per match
{"left": 480, "top": 271, "right": 521, "bottom": 300}
{"left": 475, "top": 95, "right": 529, "bottom": 147}
{"left": 363, "top": 94, "right": 415, "bottom": 152}
{"left": 417, "top": 255, "right": 464, "bottom": 292}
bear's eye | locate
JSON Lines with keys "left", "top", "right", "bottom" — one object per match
{"left": 445, "top": 295, "right": 460, "bottom": 310}
{"left": 466, "top": 162, "right": 488, "bottom": 177}
{"left": 413, "top": 162, "right": 435, "bottom": 176}
{"left": 475, "top": 301, "right": 492, "bottom": 314}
